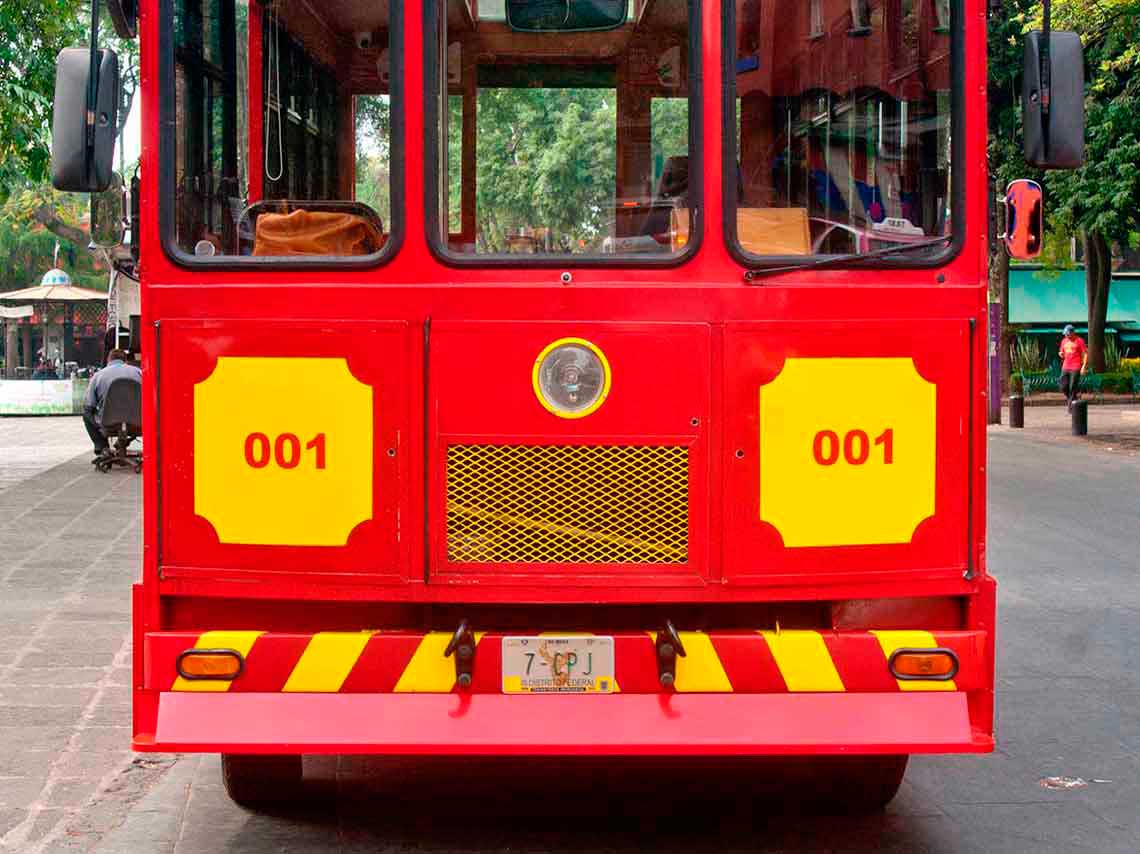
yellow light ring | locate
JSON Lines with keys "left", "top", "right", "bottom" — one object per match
{"left": 532, "top": 337, "right": 612, "bottom": 419}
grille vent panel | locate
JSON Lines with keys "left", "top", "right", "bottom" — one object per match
{"left": 446, "top": 444, "right": 689, "bottom": 565}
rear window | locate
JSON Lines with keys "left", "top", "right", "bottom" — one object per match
{"left": 164, "top": 0, "right": 399, "bottom": 263}
{"left": 431, "top": 0, "right": 698, "bottom": 262}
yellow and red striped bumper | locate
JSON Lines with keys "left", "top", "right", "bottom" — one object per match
{"left": 146, "top": 629, "right": 984, "bottom": 694}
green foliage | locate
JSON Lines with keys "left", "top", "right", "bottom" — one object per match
{"left": 1011, "top": 334, "right": 1048, "bottom": 374}
{"left": 0, "top": 187, "right": 106, "bottom": 293}
{"left": 354, "top": 95, "right": 392, "bottom": 230}
{"left": 0, "top": 0, "right": 85, "bottom": 194}
{"left": 472, "top": 87, "right": 617, "bottom": 252}
{"left": 1103, "top": 335, "right": 1126, "bottom": 372}
{"left": 1044, "top": 0, "right": 1140, "bottom": 249}
{"left": 1094, "top": 371, "right": 1134, "bottom": 393}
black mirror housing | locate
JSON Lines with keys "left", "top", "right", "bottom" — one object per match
{"left": 51, "top": 47, "right": 120, "bottom": 193}
{"left": 507, "top": 0, "right": 626, "bottom": 32}
{"left": 1022, "top": 31, "right": 1084, "bottom": 170}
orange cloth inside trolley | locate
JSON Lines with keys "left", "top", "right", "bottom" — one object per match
{"left": 252, "top": 209, "right": 385, "bottom": 257}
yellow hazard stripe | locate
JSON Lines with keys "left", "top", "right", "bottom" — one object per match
{"left": 394, "top": 631, "right": 487, "bottom": 693}
{"left": 282, "top": 631, "right": 374, "bottom": 693}
{"left": 171, "top": 631, "right": 264, "bottom": 692}
{"left": 761, "top": 630, "right": 845, "bottom": 692}
{"left": 871, "top": 630, "right": 958, "bottom": 691}
{"left": 648, "top": 631, "right": 732, "bottom": 692}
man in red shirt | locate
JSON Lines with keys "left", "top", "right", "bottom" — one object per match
{"left": 1058, "top": 324, "right": 1089, "bottom": 411}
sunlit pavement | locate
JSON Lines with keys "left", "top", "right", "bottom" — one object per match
{"left": 1, "top": 419, "right": 1137, "bottom": 853}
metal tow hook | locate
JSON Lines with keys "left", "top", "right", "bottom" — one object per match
{"left": 655, "top": 620, "right": 687, "bottom": 689}
{"left": 443, "top": 619, "right": 477, "bottom": 690}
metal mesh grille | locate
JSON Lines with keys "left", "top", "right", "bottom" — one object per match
{"left": 446, "top": 445, "right": 689, "bottom": 565}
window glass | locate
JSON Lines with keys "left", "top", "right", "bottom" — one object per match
{"left": 731, "top": 0, "right": 953, "bottom": 259}
{"left": 171, "top": 0, "right": 394, "bottom": 259}
{"left": 439, "top": 0, "right": 695, "bottom": 258}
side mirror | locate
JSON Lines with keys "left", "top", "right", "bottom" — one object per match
{"left": 1002, "top": 179, "right": 1044, "bottom": 260}
{"left": 51, "top": 47, "right": 120, "bottom": 192}
{"left": 90, "top": 173, "right": 126, "bottom": 249}
{"left": 1022, "top": 31, "right": 1084, "bottom": 169}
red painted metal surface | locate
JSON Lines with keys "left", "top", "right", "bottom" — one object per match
{"left": 723, "top": 319, "right": 972, "bottom": 583}
{"left": 144, "top": 629, "right": 988, "bottom": 693}
{"left": 130, "top": 0, "right": 996, "bottom": 754}
{"left": 141, "top": 692, "right": 989, "bottom": 755}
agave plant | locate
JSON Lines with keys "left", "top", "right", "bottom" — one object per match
{"left": 1011, "top": 334, "right": 1047, "bottom": 375}
{"left": 1104, "top": 335, "right": 1125, "bottom": 373}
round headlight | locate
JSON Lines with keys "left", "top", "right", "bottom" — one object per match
{"left": 533, "top": 338, "right": 611, "bottom": 418}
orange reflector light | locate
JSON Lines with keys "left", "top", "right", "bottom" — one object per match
{"left": 888, "top": 648, "right": 958, "bottom": 681}
{"left": 177, "top": 649, "right": 244, "bottom": 681}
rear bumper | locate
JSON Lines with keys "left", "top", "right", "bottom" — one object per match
{"left": 136, "top": 691, "right": 993, "bottom": 755}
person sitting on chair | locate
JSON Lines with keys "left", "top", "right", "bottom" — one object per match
{"left": 83, "top": 349, "right": 141, "bottom": 456}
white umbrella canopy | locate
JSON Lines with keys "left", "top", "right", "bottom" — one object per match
{"left": 0, "top": 284, "right": 108, "bottom": 303}
{"left": 0, "top": 269, "right": 106, "bottom": 303}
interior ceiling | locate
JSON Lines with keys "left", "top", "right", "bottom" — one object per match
{"left": 296, "top": 0, "right": 687, "bottom": 39}
{"left": 642, "top": 0, "right": 689, "bottom": 32}
{"left": 308, "top": 0, "right": 391, "bottom": 35}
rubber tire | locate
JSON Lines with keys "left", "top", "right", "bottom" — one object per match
{"left": 221, "top": 754, "right": 304, "bottom": 808}
{"left": 807, "top": 755, "right": 909, "bottom": 813}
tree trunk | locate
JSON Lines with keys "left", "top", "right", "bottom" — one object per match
{"left": 1083, "top": 230, "right": 1111, "bottom": 373}
{"left": 989, "top": 242, "right": 1012, "bottom": 395}
{"left": 31, "top": 205, "right": 88, "bottom": 249}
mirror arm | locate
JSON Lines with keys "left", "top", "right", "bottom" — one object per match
{"left": 1040, "top": 0, "right": 1050, "bottom": 155}
{"left": 86, "top": 0, "right": 102, "bottom": 171}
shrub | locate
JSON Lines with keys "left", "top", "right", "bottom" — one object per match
{"left": 1012, "top": 335, "right": 1048, "bottom": 375}
{"left": 1095, "top": 371, "right": 1133, "bottom": 394}
{"left": 1104, "top": 336, "right": 1126, "bottom": 372}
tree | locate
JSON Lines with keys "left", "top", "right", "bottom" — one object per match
{"left": 986, "top": 0, "right": 1041, "bottom": 395}
{"left": 0, "top": 1, "right": 138, "bottom": 264}
{"left": 1046, "top": 0, "right": 1140, "bottom": 371}
{"left": 0, "top": 0, "right": 85, "bottom": 195}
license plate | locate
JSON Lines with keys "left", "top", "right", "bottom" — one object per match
{"left": 501, "top": 636, "right": 615, "bottom": 694}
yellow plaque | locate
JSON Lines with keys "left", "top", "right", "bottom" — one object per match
{"left": 194, "top": 357, "right": 373, "bottom": 546}
{"left": 759, "top": 357, "right": 935, "bottom": 548}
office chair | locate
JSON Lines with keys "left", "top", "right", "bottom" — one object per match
{"left": 94, "top": 377, "right": 143, "bottom": 473}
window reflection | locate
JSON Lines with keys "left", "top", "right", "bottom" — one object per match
{"left": 733, "top": 0, "right": 953, "bottom": 257}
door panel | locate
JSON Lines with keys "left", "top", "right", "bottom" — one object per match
{"left": 723, "top": 320, "right": 971, "bottom": 584}
{"left": 158, "top": 319, "right": 411, "bottom": 582}
{"left": 428, "top": 321, "right": 711, "bottom": 585}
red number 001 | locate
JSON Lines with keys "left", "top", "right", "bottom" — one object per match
{"left": 813, "top": 429, "right": 893, "bottom": 466}
{"left": 244, "top": 432, "right": 326, "bottom": 469}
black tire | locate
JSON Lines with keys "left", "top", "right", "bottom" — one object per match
{"left": 804, "top": 755, "right": 909, "bottom": 813}
{"left": 221, "top": 754, "right": 304, "bottom": 808}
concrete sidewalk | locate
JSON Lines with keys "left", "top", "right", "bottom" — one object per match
{"left": 0, "top": 427, "right": 173, "bottom": 854}
{"left": 993, "top": 403, "right": 1140, "bottom": 454}
{"left": 0, "top": 417, "right": 94, "bottom": 492}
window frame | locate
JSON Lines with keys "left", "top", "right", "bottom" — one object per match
{"left": 722, "top": 0, "right": 964, "bottom": 272}
{"left": 422, "top": 0, "right": 704, "bottom": 269}
{"left": 158, "top": 0, "right": 405, "bottom": 270}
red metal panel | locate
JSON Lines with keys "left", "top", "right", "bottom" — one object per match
{"left": 143, "top": 692, "right": 990, "bottom": 755}
{"left": 157, "top": 319, "right": 412, "bottom": 582}
{"left": 428, "top": 321, "right": 711, "bottom": 584}
{"left": 144, "top": 630, "right": 986, "bottom": 693}
{"left": 722, "top": 319, "right": 971, "bottom": 584}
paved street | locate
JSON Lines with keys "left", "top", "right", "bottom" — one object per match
{"left": 0, "top": 416, "right": 1137, "bottom": 853}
